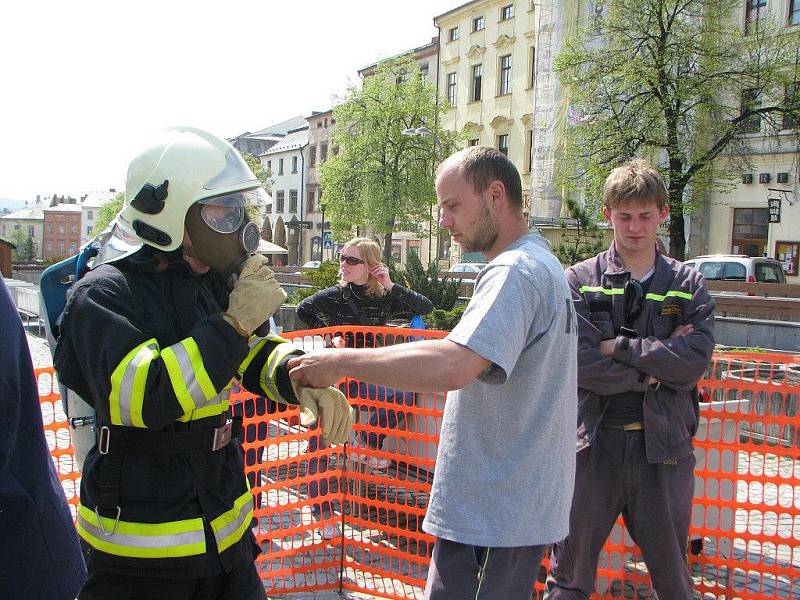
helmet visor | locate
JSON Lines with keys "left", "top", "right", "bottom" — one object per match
{"left": 197, "top": 188, "right": 269, "bottom": 234}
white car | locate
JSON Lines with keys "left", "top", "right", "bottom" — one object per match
{"left": 683, "top": 255, "right": 786, "bottom": 283}
{"left": 449, "top": 262, "right": 486, "bottom": 274}
{"left": 301, "top": 260, "right": 321, "bottom": 269}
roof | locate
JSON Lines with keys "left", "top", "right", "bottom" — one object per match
{"left": 359, "top": 37, "right": 438, "bottom": 76}
{"left": 434, "top": 0, "right": 482, "bottom": 24}
{"left": 0, "top": 237, "right": 16, "bottom": 249}
{"left": 262, "top": 129, "right": 309, "bottom": 155}
{"left": 0, "top": 204, "right": 45, "bottom": 221}
{"left": 306, "top": 109, "right": 333, "bottom": 121}
{"left": 81, "top": 191, "right": 117, "bottom": 208}
{"left": 44, "top": 203, "right": 83, "bottom": 213}
{"left": 249, "top": 116, "right": 308, "bottom": 138}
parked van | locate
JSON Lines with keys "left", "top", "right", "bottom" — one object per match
{"left": 683, "top": 255, "right": 787, "bottom": 284}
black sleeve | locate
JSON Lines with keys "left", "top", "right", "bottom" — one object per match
{"left": 386, "top": 285, "right": 434, "bottom": 316}
{"left": 55, "top": 269, "right": 249, "bottom": 429}
{"left": 296, "top": 286, "right": 340, "bottom": 328}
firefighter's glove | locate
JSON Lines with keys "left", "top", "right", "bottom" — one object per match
{"left": 223, "top": 254, "right": 286, "bottom": 337}
{"left": 292, "top": 383, "right": 354, "bottom": 445}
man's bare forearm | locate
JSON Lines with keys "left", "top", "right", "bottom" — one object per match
{"left": 288, "top": 338, "right": 489, "bottom": 391}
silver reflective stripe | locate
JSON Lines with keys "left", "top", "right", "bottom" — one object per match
{"left": 213, "top": 500, "right": 252, "bottom": 549}
{"left": 168, "top": 343, "right": 215, "bottom": 408}
{"left": 77, "top": 513, "right": 205, "bottom": 549}
{"left": 118, "top": 342, "right": 158, "bottom": 426}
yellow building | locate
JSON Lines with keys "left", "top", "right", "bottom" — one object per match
{"left": 434, "top": 0, "right": 538, "bottom": 216}
{"left": 697, "top": 1, "right": 800, "bottom": 283}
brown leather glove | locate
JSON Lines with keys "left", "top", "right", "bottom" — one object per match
{"left": 291, "top": 383, "right": 354, "bottom": 445}
{"left": 223, "top": 254, "right": 286, "bottom": 337}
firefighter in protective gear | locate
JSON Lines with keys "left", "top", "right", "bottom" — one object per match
{"left": 54, "top": 126, "right": 352, "bottom": 600}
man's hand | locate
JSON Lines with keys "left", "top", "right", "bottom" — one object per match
{"left": 291, "top": 383, "right": 354, "bottom": 445}
{"left": 599, "top": 338, "right": 616, "bottom": 356}
{"left": 223, "top": 255, "right": 286, "bottom": 337}
{"left": 287, "top": 350, "right": 343, "bottom": 388}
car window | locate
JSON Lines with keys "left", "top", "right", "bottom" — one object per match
{"left": 697, "top": 262, "right": 724, "bottom": 280}
{"left": 722, "top": 262, "right": 746, "bottom": 280}
{"left": 755, "top": 262, "right": 785, "bottom": 283}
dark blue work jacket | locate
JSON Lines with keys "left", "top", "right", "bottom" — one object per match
{"left": 0, "top": 275, "right": 87, "bottom": 599}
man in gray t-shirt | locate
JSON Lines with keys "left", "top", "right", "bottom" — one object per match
{"left": 288, "top": 146, "right": 577, "bottom": 600}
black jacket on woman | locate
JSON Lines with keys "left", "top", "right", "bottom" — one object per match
{"left": 296, "top": 283, "right": 433, "bottom": 329}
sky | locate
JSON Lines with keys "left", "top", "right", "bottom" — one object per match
{"left": 0, "top": 0, "right": 459, "bottom": 205}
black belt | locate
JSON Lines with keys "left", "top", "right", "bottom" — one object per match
{"left": 97, "top": 416, "right": 243, "bottom": 455}
{"left": 600, "top": 421, "right": 645, "bottom": 431}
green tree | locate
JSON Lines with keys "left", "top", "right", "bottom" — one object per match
{"left": 320, "top": 56, "right": 456, "bottom": 262}
{"left": 552, "top": 196, "right": 607, "bottom": 267}
{"left": 93, "top": 192, "right": 125, "bottom": 234}
{"left": 556, "top": 0, "right": 800, "bottom": 260}
{"left": 243, "top": 153, "right": 272, "bottom": 191}
{"left": 394, "top": 250, "right": 462, "bottom": 310}
{"left": 9, "top": 230, "right": 34, "bottom": 262}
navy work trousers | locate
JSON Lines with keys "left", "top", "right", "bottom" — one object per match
{"left": 547, "top": 428, "right": 695, "bottom": 599}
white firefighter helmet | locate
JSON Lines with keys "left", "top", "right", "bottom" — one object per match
{"left": 118, "top": 126, "right": 263, "bottom": 252}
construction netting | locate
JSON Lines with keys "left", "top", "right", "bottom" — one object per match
{"left": 38, "top": 326, "right": 799, "bottom": 598}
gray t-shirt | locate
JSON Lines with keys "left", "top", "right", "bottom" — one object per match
{"left": 422, "top": 233, "right": 578, "bottom": 547}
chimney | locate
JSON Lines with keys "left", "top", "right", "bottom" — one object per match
{"left": 36, "top": 194, "right": 41, "bottom": 204}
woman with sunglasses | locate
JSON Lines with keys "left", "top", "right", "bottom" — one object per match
{"left": 297, "top": 237, "right": 433, "bottom": 330}
{"left": 296, "top": 237, "right": 432, "bottom": 538}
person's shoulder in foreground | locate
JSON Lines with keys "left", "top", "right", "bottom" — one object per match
{"left": 0, "top": 275, "right": 87, "bottom": 600}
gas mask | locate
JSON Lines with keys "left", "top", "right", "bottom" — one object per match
{"left": 183, "top": 189, "right": 265, "bottom": 279}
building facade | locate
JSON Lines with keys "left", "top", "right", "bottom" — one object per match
{"left": 305, "top": 110, "right": 335, "bottom": 262}
{"left": 260, "top": 128, "right": 310, "bottom": 265}
{"left": 79, "top": 190, "right": 117, "bottom": 245}
{"left": 0, "top": 203, "right": 44, "bottom": 260}
{"left": 435, "top": 0, "right": 539, "bottom": 217}
{"left": 43, "top": 203, "right": 82, "bottom": 261}
{"left": 694, "top": 1, "right": 800, "bottom": 282}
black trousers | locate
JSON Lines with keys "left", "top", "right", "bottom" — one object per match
{"left": 78, "top": 558, "right": 266, "bottom": 600}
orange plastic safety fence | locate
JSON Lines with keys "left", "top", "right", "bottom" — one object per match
{"left": 37, "top": 330, "right": 800, "bottom": 600}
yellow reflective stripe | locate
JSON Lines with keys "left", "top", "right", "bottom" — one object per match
{"left": 109, "top": 339, "right": 160, "bottom": 427}
{"left": 162, "top": 338, "right": 219, "bottom": 415}
{"left": 211, "top": 490, "right": 254, "bottom": 553}
{"left": 578, "top": 286, "right": 624, "bottom": 295}
{"left": 580, "top": 286, "right": 693, "bottom": 302}
{"left": 76, "top": 504, "right": 206, "bottom": 559}
{"left": 237, "top": 338, "right": 267, "bottom": 377}
{"left": 646, "top": 290, "right": 693, "bottom": 301}
{"left": 259, "top": 342, "right": 298, "bottom": 404}
{"left": 175, "top": 388, "right": 232, "bottom": 422}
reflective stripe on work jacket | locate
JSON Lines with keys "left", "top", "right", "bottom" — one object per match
{"left": 109, "top": 337, "right": 230, "bottom": 426}
{"left": 77, "top": 503, "right": 207, "bottom": 559}
{"left": 77, "top": 487, "right": 254, "bottom": 559}
{"left": 238, "top": 335, "right": 298, "bottom": 405}
{"left": 578, "top": 286, "right": 693, "bottom": 301}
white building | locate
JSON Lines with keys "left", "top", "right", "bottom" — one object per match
{"left": 0, "top": 201, "right": 45, "bottom": 260}
{"left": 260, "top": 127, "right": 310, "bottom": 264}
{"left": 80, "top": 190, "right": 117, "bottom": 245}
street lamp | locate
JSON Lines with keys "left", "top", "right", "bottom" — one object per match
{"left": 401, "top": 126, "right": 439, "bottom": 264}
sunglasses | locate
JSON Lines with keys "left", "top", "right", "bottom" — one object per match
{"left": 339, "top": 255, "right": 366, "bottom": 266}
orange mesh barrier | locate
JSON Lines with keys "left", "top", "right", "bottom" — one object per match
{"left": 37, "top": 330, "right": 800, "bottom": 599}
